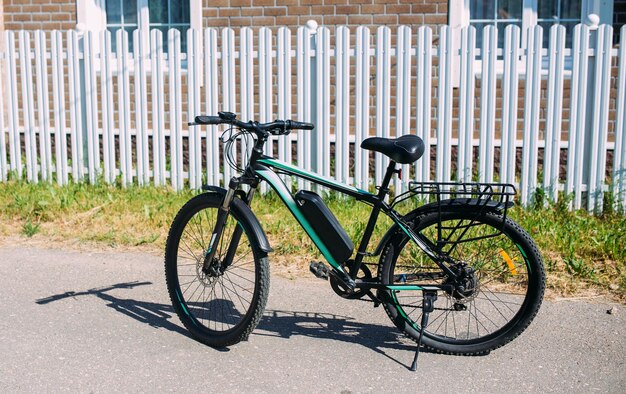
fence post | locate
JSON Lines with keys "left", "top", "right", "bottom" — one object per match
{"left": 586, "top": 21, "right": 613, "bottom": 213}
{"left": 355, "top": 26, "right": 371, "bottom": 190}
{"left": 277, "top": 27, "right": 292, "bottom": 186}
{"left": 0, "top": 48, "right": 5, "bottom": 182}
{"left": 5, "top": 31, "right": 21, "bottom": 179}
{"left": 76, "top": 24, "right": 89, "bottom": 182}
{"left": 520, "top": 25, "right": 543, "bottom": 207}
{"left": 544, "top": 25, "right": 566, "bottom": 203}
{"left": 18, "top": 30, "right": 37, "bottom": 183}
{"left": 566, "top": 24, "right": 590, "bottom": 210}
{"left": 415, "top": 26, "right": 432, "bottom": 183}
{"left": 436, "top": 26, "right": 453, "bottom": 184}
{"left": 308, "top": 20, "right": 318, "bottom": 187}
{"left": 614, "top": 25, "right": 626, "bottom": 212}
{"left": 315, "top": 25, "right": 331, "bottom": 189}
{"left": 296, "top": 20, "right": 317, "bottom": 191}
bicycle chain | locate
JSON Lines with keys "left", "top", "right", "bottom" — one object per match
{"left": 333, "top": 264, "right": 455, "bottom": 311}
{"left": 341, "top": 264, "right": 454, "bottom": 311}
{"left": 352, "top": 290, "right": 453, "bottom": 312}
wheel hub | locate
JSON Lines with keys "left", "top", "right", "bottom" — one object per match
{"left": 203, "top": 257, "right": 224, "bottom": 277}
{"left": 445, "top": 263, "right": 480, "bottom": 304}
{"left": 196, "top": 256, "right": 223, "bottom": 286}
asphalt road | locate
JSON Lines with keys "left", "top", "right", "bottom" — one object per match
{"left": 0, "top": 245, "right": 624, "bottom": 393}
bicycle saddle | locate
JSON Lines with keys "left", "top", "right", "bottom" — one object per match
{"left": 360, "top": 135, "right": 425, "bottom": 164}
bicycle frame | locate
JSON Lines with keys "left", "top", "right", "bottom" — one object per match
{"left": 195, "top": 118, "right": 455, "bottom": 294}
{"left": 251, "top": 156, "right": 451, "bottom": 292}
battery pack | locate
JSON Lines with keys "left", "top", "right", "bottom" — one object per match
{"left": 294, "top": 190, "right": 354, "bottom": 264}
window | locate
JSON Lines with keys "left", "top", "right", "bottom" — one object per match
{"left": 105, "top": 0, "right": 190, "bottom": 53}
{"left": 451, "top": 0, "right": 612, "bottom": 51}
{"left": 105, "top": 0, "right": 138, "bottom": 53}
{"left": 448, "top": 0, "right": 611, "bottom": 83}
{"left": 470, "top": 0, "right": 523, "bottom": 48}
{"left": 148, "top": 0, "right": 191, "bottom": 53}
{"left": 536, "top": 0, "right": 582, "bottom": 48}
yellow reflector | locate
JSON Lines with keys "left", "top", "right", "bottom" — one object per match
{"left": 499, "top": 249, "right": 518, "bottom": 276}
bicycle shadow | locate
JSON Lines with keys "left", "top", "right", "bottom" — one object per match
{"left": 254, "top": 309, "right": 422, "bottom": 367}
{"left": 35, "top": 281, "right": 430, "bottom": 367}
{"left": 35, "top": 281, "right": 191, "bottom": 338}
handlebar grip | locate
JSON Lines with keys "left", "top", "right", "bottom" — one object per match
{"left": 288, "top": 120, "right": 315, "bottom": 130}
{"left": 194, "top": 115, "right": 223, "bottom": 125}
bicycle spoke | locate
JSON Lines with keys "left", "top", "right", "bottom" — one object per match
{"left": 471, "top": 301, "right": 500, "bottom": 330}
{"left": 224, "top": 267, "right": 255, "bottom": 285}
{"left": 218, "top": 279, "right": 235, "bottom": 330}
{"left": 223, "top": 273, "right": 255, "bottom": 295}
{"left": 480, "top": 286, "right": 518, "bottom": 315}
{"left": 222, "top": 275, "right": 251, "bottom": 311}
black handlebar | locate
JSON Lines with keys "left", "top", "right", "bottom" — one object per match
{"left": 189, "top": 112, "right": 314, "bottom": 135}
{"left": 287, "top": 120, "right": 315, "bottom": 131}
{"left": 193, "top": 115, "right": 222, "bottom": 125}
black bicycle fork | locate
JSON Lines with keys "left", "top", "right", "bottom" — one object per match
{"left": 202, "top": 177, "right": 257, "bottom": 275}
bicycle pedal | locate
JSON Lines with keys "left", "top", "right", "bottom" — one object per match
{"left": 309, "top": 261, "right": 330, "bottom": 280}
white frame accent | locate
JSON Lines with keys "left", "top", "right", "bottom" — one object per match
{"left": 76, "top": 0, "right": 107, "bottom": 32}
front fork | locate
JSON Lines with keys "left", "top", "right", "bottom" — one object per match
{"left": 202, "top": 178, "right": 256, "bottom": 274}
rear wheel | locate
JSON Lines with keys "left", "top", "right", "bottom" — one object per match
{"left": 379, "top": 210, "right": 545, "bottom": 355}
{"left": 165, "top": 193, "right": 269, "bottom": 347}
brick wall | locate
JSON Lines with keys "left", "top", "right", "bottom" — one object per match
{"left": 202, "top": 0, "right": 447, "bottom": 32}
{"left": 2, "top": 0, "right": 76, "bottom": 31}
{"left": 1, "top": 0, "right": 446, "bottom": 33}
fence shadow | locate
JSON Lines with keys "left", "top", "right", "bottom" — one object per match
{"left": 36, "top": 281, "right": 437, "bottom": 368}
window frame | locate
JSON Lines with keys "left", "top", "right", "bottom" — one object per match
{"left": 451, "top": 0, "right": 612, "bottom": 31}
{"left": 449, "top": 0, "right": 614, "bottom": 84}
{"left": 76, "top": 0, "right": 201, "bottom": 42}
{"left": 76, "top": 0, "right": 201, "bottom": 75}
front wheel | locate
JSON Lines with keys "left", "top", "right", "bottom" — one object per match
{"left": 379, "top": 210, "right": 545, "bottom": 355}
{"left": 165, "top": 193, "right": 269, "bottom": 347}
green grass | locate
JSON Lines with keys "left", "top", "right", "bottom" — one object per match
{"left": 513, "top": 194, "right": 625, "bottom": 298}
{"left": 0, "top": 180, "right": 624, "bottom": 300}
{"left": 21, "top": 220, "right": 40, "bottom": 237}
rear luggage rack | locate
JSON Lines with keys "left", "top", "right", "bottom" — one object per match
{"left": 391, "top": 181, "right": 517, "bottom": 221}
{"left": 391, "top": 182, "right": 518, "bottom": 256}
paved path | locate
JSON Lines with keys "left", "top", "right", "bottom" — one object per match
{"left": 0, "top": 245, "right": 624, "bottom": 393}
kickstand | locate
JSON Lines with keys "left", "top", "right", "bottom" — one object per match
{"left": 410, "top": 290, "right": 438, "bottom": 371}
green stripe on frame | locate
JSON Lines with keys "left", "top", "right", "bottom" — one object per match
{"left": 386, "top": 285, "right": 424, "bottom": 291}
{"left": 258, "top": 158, "right": 373, "bottom": 196}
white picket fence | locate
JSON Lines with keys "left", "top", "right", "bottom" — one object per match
{"left": 0, "top": 23, "right": 624, "bottom": 213}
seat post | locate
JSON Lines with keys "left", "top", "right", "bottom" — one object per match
{"left": 377, "top": 160, "right": 398, "bottom": 199}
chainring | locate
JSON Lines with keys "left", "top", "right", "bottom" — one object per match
{"left": 330, "top": 262, "right": 373, "bottom": 299}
